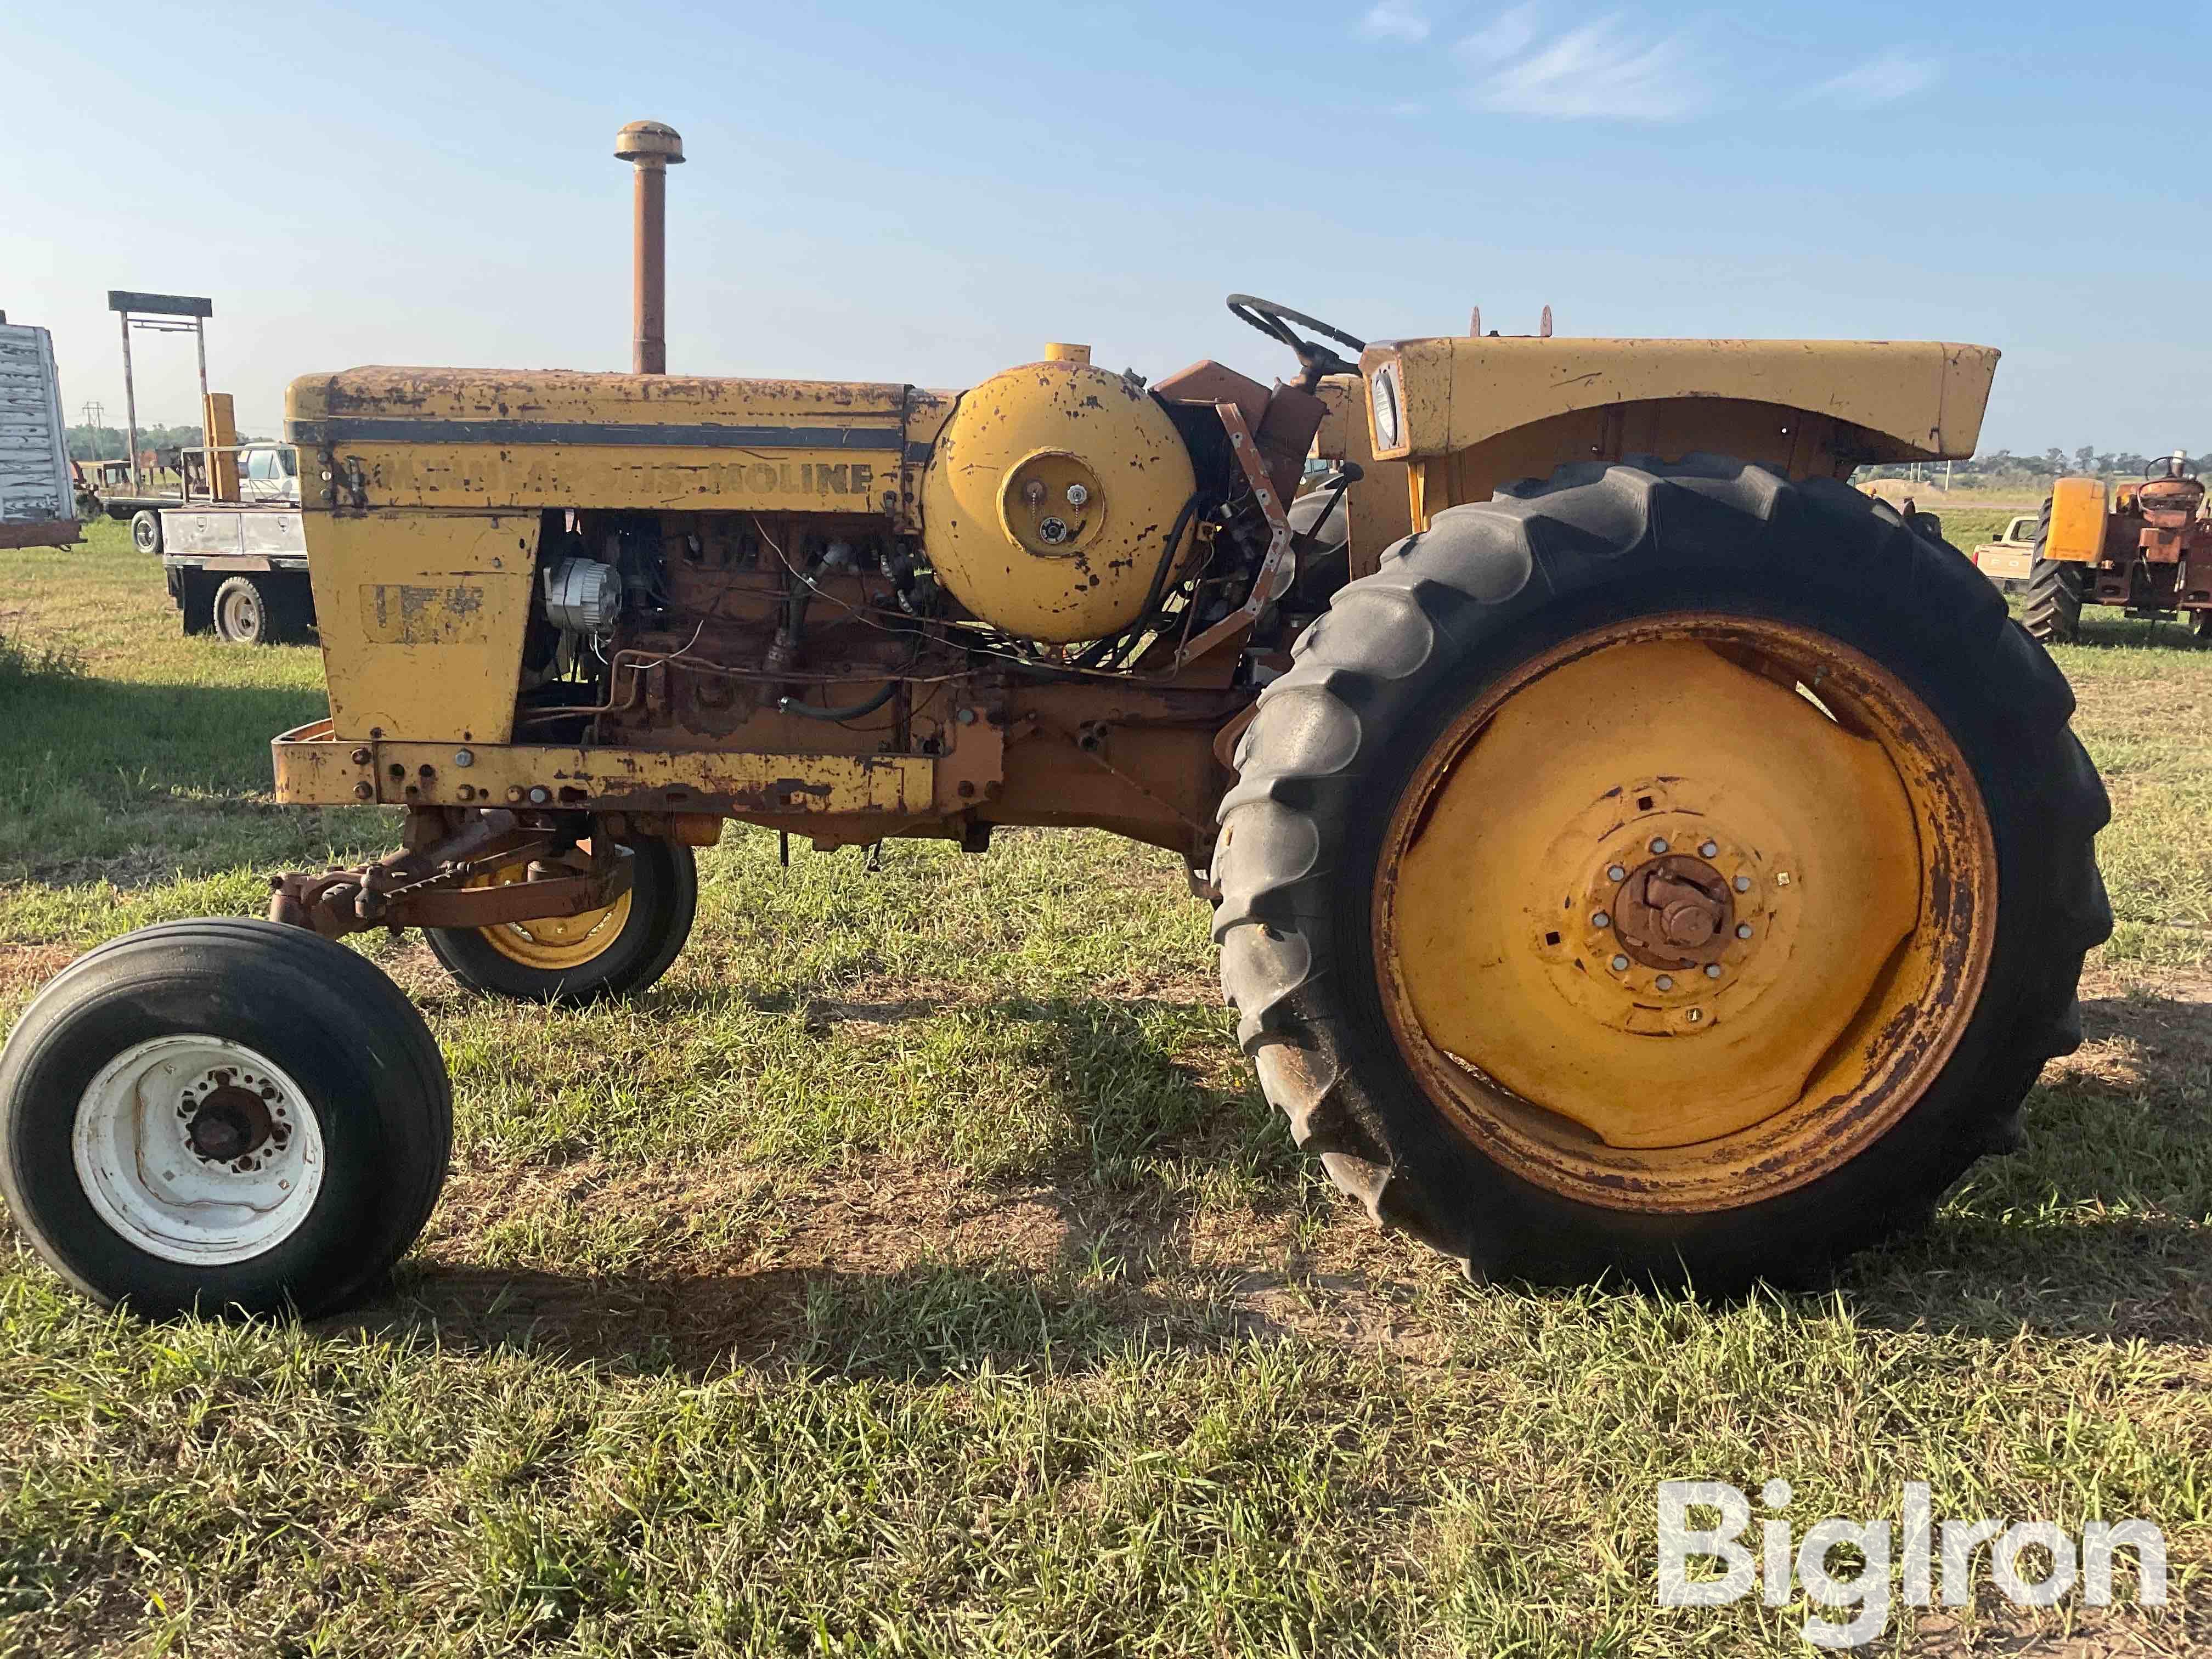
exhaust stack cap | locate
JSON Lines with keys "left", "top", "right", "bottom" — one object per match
{"left": 615, "top": 120, "right": 685, "bottom": 167}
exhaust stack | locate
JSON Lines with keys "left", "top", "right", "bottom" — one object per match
{"left": 614, "top": 120, "right": 684, "bottom": 375}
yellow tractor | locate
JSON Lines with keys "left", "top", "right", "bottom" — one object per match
{"left": 0, "top": 131, "right": 2109, "bottom": 1318}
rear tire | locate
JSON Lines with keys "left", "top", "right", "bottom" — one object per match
{"left": 212, "top": 574, "right": 291, "bottom": 645}
{"left": 425, "top": 837, "right": 697, "bottom": 1003}
{"left": 0, "top": 919, "right": 450, "bottom": 1318}
{"left": 1215, "top": 455, "right": 2109, "bottom": 1290}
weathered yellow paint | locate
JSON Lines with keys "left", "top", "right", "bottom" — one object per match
{"left": 272, "top": 720, "right": 934, "bottom": 815}
{"left": 918, "top": 357, "right": 1197, "bottom": 642}
{"left": 359, "top": 583, "right": 491, "bottom": 645}
{"left": 307, "top": 512, "right": 538, "bottom": 743}
{"left": 1390, "top": 636, "right": 1918, "bottom": 1147}
{"left": 1361, "top": 336, "right": 1998, "bottom": 465}
{"left": 2043, "top": 476, "right": 2110, "bottom": 563}
{"left": 287, "top": 368, "right": 957, "bottom": 528}
{"left": 1373, "top": 617, "right": 1998, "bottom": 1212}
{"left": 1313, "top": 375, "right": 1414, "bottom": 569}
{"left": 470, "top": 860, "right": 632, "bottom": 969}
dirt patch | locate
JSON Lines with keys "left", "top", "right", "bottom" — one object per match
{"left": 2052, "top": 964, "right": 2212, "bottom": 1091}
{"left": 0, "top": 942, "right": 78, "bottom": 1003}
{"left": 369, "top": 1146, "right": 1448, "bottom": 1377}
{"left": 1904, "top": 1606, "right": 2208, "bottom": 1657}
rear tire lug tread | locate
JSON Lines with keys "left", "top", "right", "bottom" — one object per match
{"left": 1217, "top": 454, "right": 2110, "bottom": 1290}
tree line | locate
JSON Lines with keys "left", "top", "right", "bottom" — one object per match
{"left": 66, "top": 422, "right": 266, "bottom": 461}
{"left": 1863, "top": 447, "right": 2208, "bottom": 483}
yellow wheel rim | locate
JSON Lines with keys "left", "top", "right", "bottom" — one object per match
{"left": 1376, "top": 614, "right": 1996, "bottom": 1214}
{"left": 470, "top": 859, "right": 632, "bottom": 972}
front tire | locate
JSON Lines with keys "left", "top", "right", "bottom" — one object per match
{"left": 425, "top": 836, "right": 697, "bottom": 1003}
{"left": 0, "top": 919, "right": 451, "bottom": 1317}
{"left": 130, "top": 510, "right": 162, "bottom": 556}
{"left": 1215, "top": 455, "right": 2109, "bottom": 1290}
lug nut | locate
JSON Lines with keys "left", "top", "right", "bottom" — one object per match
{"left": 1655, "top": 974, "right": 1674, "bottom": 990}
{"left": 1650, "top": 838, "right": 1669, "bottom": 854}
{"left": 1699, "top": 840, "right": 1718, "bottom": 858}
{"left": 1611, "top": 955, "right": 1630, "bottom": 972}
{"left": 1736, "top": 922, "right": 1754, "bottom": 939}
{"left": 1607, "top": 864, "right": 1628, "bottom": 882}
{"left": 1592, "top": 911, "right": 1611, "bottom": 928}
{"left": 1704, "top": 964, "right": 1723, "bottom": 979}
{"left": 1734, "top": 875, "right": 1752, "bottom": 892}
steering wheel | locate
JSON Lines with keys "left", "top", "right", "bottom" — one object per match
{"left": 1227, "top": 295, "right": 1366, "bottom": 388}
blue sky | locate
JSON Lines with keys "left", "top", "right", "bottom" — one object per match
{"left": 3, "top": 1, "right": 2204, "bottom": 453}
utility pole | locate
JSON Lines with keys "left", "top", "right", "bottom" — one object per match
{"left": 79, "top": 400, "right": 105, "bottom": 457}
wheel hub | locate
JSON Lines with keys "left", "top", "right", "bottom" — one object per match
{"left": 74, "top": 1035, "right": 325, "bottom": 1266}
{"left": 1534, "top": 787, "right": 1797, "bottom": 1042}
{"left": 1610, "top": 851, "right": 1736, "bottom": 968}
{"left": 182, "top": 1080, "right": 283, "bottom": 1167}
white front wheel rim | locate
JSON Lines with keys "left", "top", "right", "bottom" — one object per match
{"left": 72, "top": 1035, "right": 326, "bottom": 1266}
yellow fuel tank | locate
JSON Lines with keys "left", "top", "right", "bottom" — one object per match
{"left": 919, "top": 350, "right": 1198, "bottom": 643}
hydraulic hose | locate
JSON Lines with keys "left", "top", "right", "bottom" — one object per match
{"left": 776, "top": 681, "right": 900, "bottom": 722}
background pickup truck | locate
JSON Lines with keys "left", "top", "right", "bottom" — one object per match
{"left": 117, "top": 442, "right": 314, "bottom": 644}
{"left": 1970, "top": 513, "right": 2041, "bottom": 594}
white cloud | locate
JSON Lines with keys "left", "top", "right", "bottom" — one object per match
{"left": 1359, "top": 2, "right": 1431, "bottom": 43}
{"left": 1460, "top": 1, "right": 1539, "bottom": 61}
{"left": 1457, "top": 9, "right": 1709, "bottom": 121}
{"left": 1813, "top": 49, "right": 1942, "bottom": 109}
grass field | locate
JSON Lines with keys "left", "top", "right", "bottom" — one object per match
{"left": 2, "top": 520, "right": 2209, "bottom": 1656}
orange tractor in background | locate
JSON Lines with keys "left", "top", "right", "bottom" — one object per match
{"left": 2025, "top": 453, "right": 2212, "bottom": 643}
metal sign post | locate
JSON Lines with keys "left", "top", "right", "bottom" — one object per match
{"left": 107, "top": 291, "right": 213, "bottom": 495}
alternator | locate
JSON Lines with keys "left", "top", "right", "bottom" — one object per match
{"left": 543, "top": 557, "right": 622, "bottom": 633}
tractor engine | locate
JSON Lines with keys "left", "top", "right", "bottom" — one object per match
{"left": 511, "top": 348, "right": 1329, "bottom": 760}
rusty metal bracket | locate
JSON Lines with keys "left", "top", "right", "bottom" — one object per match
{"left": 1177, "top": 402, "right": 1296, "bottom": 668}
{"left": 266, "top": 808, "right": 633, "bottom": 939}
{"left": 1036, "top": 718, "right": 1210, "bottom": 843}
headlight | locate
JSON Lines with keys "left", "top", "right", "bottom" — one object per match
{"left": 1370, "top": 360, "right": 1403, "bottom": 453}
